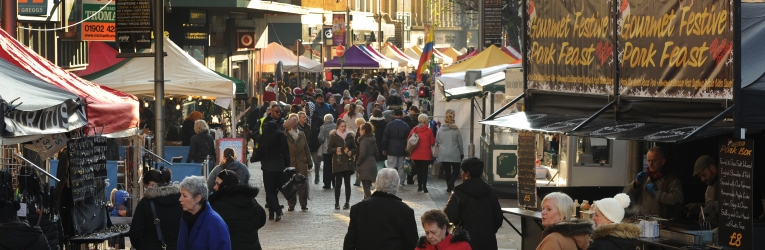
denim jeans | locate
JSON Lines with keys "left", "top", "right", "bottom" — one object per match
{"left": 386, "top": 156, "right": 406, "bottom": 185}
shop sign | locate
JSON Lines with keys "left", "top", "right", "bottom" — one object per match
{"left": 717, "top": 138, "right": 753, "bottom": 249}
{"left": 81, "top": 0, "right": 116, "bottom": 41}
{"left": 324, "top": 27, "right": 334, "bottom": 45}
{"left": 482, "top": 0, "right": 502, "bottom": 48}
{"left": 182, "top": 26, "right": 208, "bottom": 46}
{"left": 332, "top": 14, "right": 346, "bottom": 46}
{"left": 218, "top": 138, "right": 246, "bottom": 164}
{"left": 4, "top": 99, "right": 86, "bottom": 138}
{"left": 308, "top": 27, "right": 318, "bottom": 38}
{"left": 189, "top": 9, "right": 207, "bottom": 24}
{"left": 516, "top": 130, "right": 537, "bottom": 208}
{"left": 237, "top": 29, "right": 257, "bottom": 50}
{"left": 618, "top": 0, "right": 733, "bottom": 99}
{"left": 526, "top": 0, "right": 615, "bottom": 95}
{"left": 18, "top": 0, "right": 47, "bottom": 16}
{"left": 115, "top": 0, "right": 152, "bottom": 51}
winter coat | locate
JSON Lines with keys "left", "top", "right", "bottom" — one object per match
{"left": 317, "top": 122, "right": 337, "bottom": 155}
{"left": 369, "top": 117, "right": 388, "bottom": 161}
{"left": 306, "top": 121, "right": 322, "bottom": 152}
{"left": 298, "top": 123, "right": 313, "bottom": 151}
{"left": 209, "top": 185, "right": 267, "bottom": 250}
{"left": 536, "top": 220, "right": 593, "bottom": 250}
{"left": 408, "top": 124, "right": 435, "bottom": 161}
{"left": 178, "top": 203, "right": 231, "bottom": 250}
{"left": 254, "top": 122, "right": 290, "bottom": 173}
{"left": 327, "top": 129, "right": 357, "bottom": 173}
{"left": 129, "top": 185, "right": 183, "bottom": 250}
{"left": 262, "top": 116, "right": 285, "bottom": 132}
{"left": 436, "top": 123, "right": 463, "bottom": 163}
{"left": 355, "top": 134, "right": 378, "bottom": 181}
{"left": 415, "top": 229, "right": 472, "bottom": 250}
{"left": 315, "top": 102, "right": 333, "bottom": 122}
{"left": 444, "top": 178, "right": 503, "bottom": 250}
{"left": 623, "top": 172, "right": 684, "bottom": 219}
{"left": 403, "top": 114, "right": 420, "bottom": 132}
{"left": 343, "top": 191, "right": 418, "bottom": 250}
{"left": 286, "top": 130, "right": 314, "bottom": 176}
{"left": 187, "top": 131, "right": 216, "bottom": 163}
{"left": 0, "top": 221, "right": 49, "bottom": 250}
{"left": 343, "top": 113, "right": 364, "bottom": 133}
{"left": 207, "top": 161, "right": 251, "bottom": 191}
{"left": 587, "top": 223, "right": 641, "bottom": 250}
{"left": 382, "top": 118, "right": 411, "bottom": 157}
{"left": 181, "top": 119, "right": 196, "bottom": 146}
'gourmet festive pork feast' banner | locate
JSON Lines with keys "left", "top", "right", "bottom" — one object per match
{"left": 526, "top": 0, "right": 733, "bottom": 99}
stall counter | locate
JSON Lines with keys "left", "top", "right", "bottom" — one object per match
{"left": 502, "top": 208, "right": 544, "bottom": 250}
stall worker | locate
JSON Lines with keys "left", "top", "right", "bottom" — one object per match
{"left": 623, "top": 146, "right": 684, "bottom": 219}
{"left": 685, "top": 155, "right": 718, "bottom": 224}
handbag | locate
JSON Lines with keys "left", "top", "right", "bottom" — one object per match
{"left": 149, "top": 201, "right": 167, "bottom": 249}
{"left": 451, "top": 190, "right": 473, "bottom": 231}
{"left": 432, "top": 144, "right": 439, "bottom": 158}
{"left": 406, "top": 129, "right": 420, "bottom": 154}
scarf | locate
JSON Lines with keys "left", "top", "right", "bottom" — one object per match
{"left": 307, "top": 102, "right": 316, "bottom": 126}
{"left": 646, "top": 168, "right": 664, "bottom": 180}
{"left": 337, "top": 129, "right": 349, "bottom": 140}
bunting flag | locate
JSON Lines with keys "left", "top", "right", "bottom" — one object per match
{"left": 416, "top": 26, "right": 435, "bottom": 82}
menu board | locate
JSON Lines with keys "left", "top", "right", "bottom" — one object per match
{"left": 517, "top": 130, "right": 537, "bottom": 208}
{"left": 115, "top": 0, "right": 152, "bottom": 51}
{"left": 717, "top": 138, "right": 753, "bottom": 249}
{"left": 482, "top": 0, "right": 503, "bottom": 48}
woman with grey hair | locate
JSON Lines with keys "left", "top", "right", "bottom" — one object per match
{"left": 177, "top": 176, "right": 232, "bottom": 249}
{"left": 407, "top": 114, "right": 435, "bottom": 193}
{"left": 536, "top": 192, "right": 592, "bottom": 250}
{"left": 317, "top": 114, "right": 337, "bottom": 189}
{"left": 186, "top": 120, "right": 217, "bottom": 164}
{"left": 343, "top": 168, "right": 418, "bottom": 249}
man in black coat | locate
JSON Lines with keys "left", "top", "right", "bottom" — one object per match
{"left": 343, "top": 168, "right": 418, "bottom": 250}
{"left": 263, "top": 105, "right": 285, "bottom": 132}
{"left": 246, "top": 97, "right": 262, "bottom": 147}
{"left": 381, "top": 109, "right": 410, "bottom": 186}
{"left": 210, "top": 184, "right": 267, "bottom": 250}
{"left": 444, "top": 157, "right": 503, "bottom": 250}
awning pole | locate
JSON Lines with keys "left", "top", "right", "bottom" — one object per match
{"left": 469, "top": 97, "right": 474, "bottom": 157}
{"left": 485, "top": 93, "right": 525, "bottom": 120}
{"left": 570, "top": 100, "right": 616, "bottom": 132}
{"left": 682, "top": 105, "right": 735, "bottom": 141}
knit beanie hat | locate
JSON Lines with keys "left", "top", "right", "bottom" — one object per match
{"left": 284, "top": 117, "right": 298, "bottom": 130}
{"left": 0, "top": 198, "right": 20, "bottom": 223}
{"left": 390, "top": 89, "right": 397, "bottom": 96}
{"left": 593, "top": 193, "right": 630, "bottom": 223}
{"left": 377, "top": 95, "right": 385, "bottom": 102}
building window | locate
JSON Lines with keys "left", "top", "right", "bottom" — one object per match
{"left": 405, "top": 30, "right": 411, "bottom": 42}
{"left": 576, "top": 138, "right": 611, "bottom": 166}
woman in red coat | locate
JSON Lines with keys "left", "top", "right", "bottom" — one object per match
{"left": 415, "top": 209, "right": 471, "bottom": 250}
{"left": 408, "top": 114, "right": 435, "bottom": 193}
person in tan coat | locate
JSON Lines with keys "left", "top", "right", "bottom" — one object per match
{"left": 536, "top": 192, "right": 593, "bottom": 250}
{"left": 284, "top": 116, "right": 313, "bottom": 211}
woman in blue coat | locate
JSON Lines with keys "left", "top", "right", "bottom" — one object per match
{"left": 177, "top": 176, "right": 232, "bottom": 250}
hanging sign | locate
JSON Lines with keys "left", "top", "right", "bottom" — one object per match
{"left": 81, "top": 0, "right": 116, "bottom": 41}
{"left": 218, "top": 138, "right": 246, "bottom": 164}
{"left": 717, "top": 138, "right": 753, "bottom": 249}
{"left": 483, "top": 0, "right": 503, "bottom": 48}
{"left": 517, "top": 130, "right": 537, "bottom": 208}
{"left": 237, "top": 29, "right": 257, "bottom": 50}
{"left": 18, "top": 0, "right": 48, "bottom": 16}
{"left": 323, "top": 27, "right": 334, "bottom": 46}
{"left": 332, "top": 14, "right": 346, "bottom": 46}
{"left": 4, "top": 99, "right": 87, "bottom": 138}
{"left": 115, "top": 0, "right": 152, "bottom": 51}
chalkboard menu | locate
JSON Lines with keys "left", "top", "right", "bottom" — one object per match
{"left": 115, "top": 0, "right": 152, "bottom": 51}
{"left": 517, "top": 130, "right": 537, "bottom": 208}
{"left": 482, "top": 0, "right": 503, "bottom": 48}
{"left": 717, "top": 138, "right": 753, "bottom": 249}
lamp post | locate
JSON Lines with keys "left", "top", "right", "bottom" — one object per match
{"left": 153, "top": 0, "right": 166, "bottom": 158}
{"left": 296, "top": 39, "right": 302, "bottom": 88}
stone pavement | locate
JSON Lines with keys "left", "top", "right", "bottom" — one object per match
{"left": 245, "top": 160, "right": 524, "bottom": 250}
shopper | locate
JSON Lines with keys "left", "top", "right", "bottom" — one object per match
{"left": 536, "top": 192, "right": 593, "bottom": 250}
{"left": 369, "top": 109, "right": 388, "bottom": 171}
{"left": 327, "top": 120, "right": 357, "bottom": 210}
{"left": 444, "top": 157, "right": 503, "bottom": 250}
{"left": 353, "top": 117, "right": 366, "bottom": 187}
{"left": 252, "top": 122, "right": 290, "bottom": 221}
{"left": 177, "top": 176, "right": 231, "bottom": 250}
{"left": 181, "top": 111, "right": 203, "bottom": 146}
{"left": 415, "top": 209, "right": 471, "bottom": 250}
{"left": 207, "top": 148, "right": 251, "bottom": 191}
{"left": 343, "top": 168, "right": 418, "bottom": 250}
{"left": 408, "top": 114, "right": 435, "bottom": 191}
{"left": 317, "top": 114, "right": 337, "bottom": 189}
{"left": 186, "top": 120, "right": 217, "bottom": 164}
{"left": 382, "top": 109, "right": 410, "bottom": 185}
{"left": 588, "top": 194, "right": 640, "bottom": 250}
{"left": 284, "top": 117, "right": 313, "bottom": 211}
{"left": 129, "top": 169, "right": 182, "bottom": 250}
{"left": 436, "top": 109, "right": 464, "bottom": 192}
{"left": 356, "top": 122, "right": 379, "bottom": 199}
{"left": 0, "top": 198, "right": 50, "bottom": 250}
{"left": 209, "top": 171, "right": 267, "bottom": 250}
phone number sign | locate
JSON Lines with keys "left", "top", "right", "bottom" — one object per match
{"left": 81, "top": 0, "right": 116, "bottom": 41}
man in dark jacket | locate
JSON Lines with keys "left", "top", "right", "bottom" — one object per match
{"left": 444, "top": 157, "right": 503, "bottom": 250}
{"left": 314, "top": 95, "right": 333, "bottom": 122}
{"left": 253, "top": 121, "right": 290, "bottom": 221}
{"left": 344, "top": 168, "right": 418, "bottom": 250}
{"left": 0, "top": 198, "right": 50, "bottom": 250}
{"left": 263, "top": 105, "right": 285, "bottom": 132}
{"left": 333, "top": 76, "right": 350, "bottom": 94}
{"left": 381, "top": 109, "right": 410, "bottom": 185}
{"left": 246, "top": 97, "right": 262, "bottom": 146}
{"left": 210, "top": 184, "right": 267, "bottom": 250}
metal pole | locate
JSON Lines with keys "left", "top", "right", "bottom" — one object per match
{"left": 153, "top": 0, "right": 166, "bottom": 159}
{"left": 297, "top": 39, "right": 301, "bottom": 88}
{"left": 2, "top": 0, "right": 17, "bottom": 37}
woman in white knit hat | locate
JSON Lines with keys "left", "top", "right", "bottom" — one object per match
{"left": 588, "top": 193, "right": 642, "bottom": 250}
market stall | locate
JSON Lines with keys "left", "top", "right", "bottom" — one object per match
{"left": 255, "top": 42, "right": 323, "bottom": 73}
{"left": 437, "top": 47, "right": 463, "bottom": 63}
{"left": 405, "top": 46, "right": 453, "bottom": 65}
{"left": 381, "top": 43, "right": 417, "bottom": 67}
{"left": 441, "top": 45, "right": 520, "bottom": 74}
{"left": 324, "top": 45, "right": 389, "bottom": 69}
{"left": 358, "top": 45, "right": 399, "bottom": 68}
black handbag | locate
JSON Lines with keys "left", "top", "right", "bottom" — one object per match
{"left": 150, "top": 201, "right": 167, "bottom": 250}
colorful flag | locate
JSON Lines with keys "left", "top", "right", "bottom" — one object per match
{"left": 416, "top": 26, "right": 435, "bottom": 82}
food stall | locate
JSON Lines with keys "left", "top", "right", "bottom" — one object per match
{"left": 483, "top": 0, "right": 765, "bottom": 249}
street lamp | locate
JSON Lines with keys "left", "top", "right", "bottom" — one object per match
{"left": 296, "top": 39, "right": 302, "bottom": 88}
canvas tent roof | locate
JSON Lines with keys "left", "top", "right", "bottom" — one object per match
{"left": 324, "top": 45, "right": 384, "bottom": 69}
{"left": 85, "top": 37, "right": 235, "bottom": 98}
{"left": 255, "top": 42, "right": 322, "bottom": 73}
{"left": 405, "top": 46, "right": 452, "bottom": 64}
{"left": 442, "top": 45, "right": 520, "bottom": 74}
{"left": 381, "top": 43, "right": 417, "bottom": 67}
{"left": 438, "top": 47, "right": 463, "bottom": 62}
{"left": 75, "top": 42, "right": 125, "bottom": 77}
{"left": 358, "top": 45, "right": 397, "bottom": 68}
{"left": 0, "top": 29, "right": 138, "bottom": 139}
{"left": 437, "top": 64, "right": 518, "bottom": 89}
